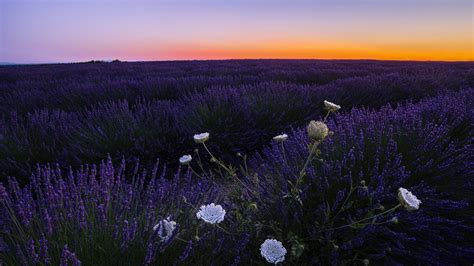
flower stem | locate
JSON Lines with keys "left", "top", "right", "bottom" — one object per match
{"left": 280, "top": 142, "right": 288, "bottom": 166}
{"left": 319, "top": 204, "right": 402, "bottom": 233}
{"left": 299, "top": 141, "right": 319, "bottom": 179}
{"left": 323, "top": 110, "right": 331, "bottom": 122}
{"left": 188, "top": 166, "right": 202, "bottom": 178}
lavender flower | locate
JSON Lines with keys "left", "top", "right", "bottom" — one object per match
{"left": 60, "top": 245, "right": 81, "bottom": 266}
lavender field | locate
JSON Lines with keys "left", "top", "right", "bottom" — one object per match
{"left": 0, "top": 60, "right": 473, "bottom": 265}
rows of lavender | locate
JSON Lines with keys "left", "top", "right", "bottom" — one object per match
{"left": 1, "top": 60, "right": 473, "bottom": 264}
{"left": 1, "top": 60, "right": 473, "bottom": 181}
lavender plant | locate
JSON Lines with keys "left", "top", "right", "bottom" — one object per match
{"left": 1, "top": 90, "right": 473, "bottom": 264}
{"left": 0, "top": 157, "right": 248, "bottom": 265}
{"left": 244, "top": 93, "right": 474, "bottom": 264}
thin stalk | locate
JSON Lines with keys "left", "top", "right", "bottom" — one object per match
{"left": 318, "top": 204, "right": 401, "bottom": 233}
{"left": 202, "top": 143, "right": 234, "bottom": 176}
{"left": 280, "top": 142, "right": 288, "bottom": 166}
{"left": 323, "top": 110, "right": 331, "bottom": 122}
{"left": 188, "top": 166, "right": 203, "bottom": 178}
{"left": 299, "top": 141, "right": 319, "bottom": 179}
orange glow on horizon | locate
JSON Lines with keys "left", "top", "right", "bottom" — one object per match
{"left": 129, "top": 40, "right": 474, "bottom": 62}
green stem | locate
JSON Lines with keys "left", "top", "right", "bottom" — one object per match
{"left": 299, "top": 141, "right": 319, "bottom": 179}
{"left": 216, "top": 224, "right": 238, "bottom": 235}
{"left": 188, "top": 166, "right": 203, "bottom": 178}
{"left": 319, "top": 204, "right": 401, "bottom": 233}
{"left": 202, "top": 143, "right": 234, "bottom": 176}
{"left": 323, "top": 110, "right": 331, "bottom": 122}
{"left": 175, "top": 236, "right": 191, "bottom": 243}
{"left": 331, "top": 186, "right": 355, "bottom": 221}
{"left": 281, "top": 142, "right": 288, "bottom": 166}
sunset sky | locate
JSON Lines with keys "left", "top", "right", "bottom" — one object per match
{"left": 1, "top": 0, "right": 472, "bottom": 63}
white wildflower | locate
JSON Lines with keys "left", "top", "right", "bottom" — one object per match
{"left": 193, "top": 132, "right": 210, "bottom": 143}
{"left": 397, "top": 187, "right": 421, "bottom": 211}
{"left": 273, "top": 134, "right": 288, "bottom": 142}
{"left": 179, "top": 155, "right": 192, "bottom": 165}
{"left": 196, "top": 203, "right": 226, "bottom": 224}
{"left": 260, "top": 239, "right": 287, "bottom": 264}
{"left": 153, "top": 217, "right": 177, "bottom": 242}
{"left": 324, "top": 100, "right": 341, "bottom": 112}
{"left": 307, "top": 120, "right": 329, "bottom": 141}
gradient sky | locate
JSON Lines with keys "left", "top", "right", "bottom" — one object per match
{"left": 1, "top": 0, "right": 472, "bottom": 63}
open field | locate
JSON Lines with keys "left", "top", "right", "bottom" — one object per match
{"left": 1, "top": 60, "right": 473, "bottom": 264}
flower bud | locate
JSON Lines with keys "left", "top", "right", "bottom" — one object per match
{"left": 363, "top": 259, "right": 370, "bottom": 265}
{"left": 391, "top": 217, "right": 399, "bottom": 224}
{"left": 248, "top": 203, "right": 258, "bottom": 211}
{"left": 360, "top": 180, "right": 366, "bottom": 186}
{"left": 307, "top": 120, "right": 329, "bottom": 141}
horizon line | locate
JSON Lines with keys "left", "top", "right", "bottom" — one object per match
{"left": 3, "top": 57, "right": 474, "bottom": 66}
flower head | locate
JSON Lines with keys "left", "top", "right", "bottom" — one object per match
{"left": 324, "top": 100, "right": 341, "bottom": 112}
{"left": 398, "top": 187, "right": 421, "bottom": 211}
{"left": 179, "top": 155, "right": 192, "bottom": 165}
{"left": 193, "top": 132, "right": 210, "bottom": 144}
{"left": 273, "top": 134, "right": 288, "bottom": 142}
{"left": 153, "top": 217, "right": 177, "bottom": 242}
{"left": 196, "top": 203, "right": 226, "bottom": 224}
{"left": 260, "top": 239, "right": 287, "bottom": 264}
{"left": 307, "top": 120, "right": 329, "bottom": 141}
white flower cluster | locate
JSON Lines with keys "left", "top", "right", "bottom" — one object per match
{"left": 273, "top": 134, "right": 288, "bottom": 142}
{"left": 397, "top": 187, "right": 421, "bottom": 211}
{"left": 307, "top": 120, "right": 329, "bottom": 141}
{"left": 196, "top": 203, "right": 226, "bottom": 224}
{"left": 179, "top": 154, "right": 192, "bottom": 165}
{"left": 260, "top": 239, "right": 287, "bottom": 264}
{"left": 153, "top": 217, "right": 177, "bottom": 242}
{"left": 193, "top": 132, "right": 210, "bottom": 143}
{"left": 324, "top": 100, "right": 341, "bottom": 112}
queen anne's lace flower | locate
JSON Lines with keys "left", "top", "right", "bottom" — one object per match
{"left": 307, "top": 120, "right": 329, "bottom": 141}
{"left": 260, "top": 239, "right": 287, "bottom": 264}
{"left": 179, "top": 155, "right": 192, "bottom": 165}
{"left": 273, "top": 134, "right": 288, "bottom": 142}
{"left": 153, "top": 217, "right": 177, "bottom": 242}
{"left": 193, "top": 132, "right": 210, "bottom": 143}
{"left": 398, "top": 187, "right": 421, "bottom": 211}
{"left": 196, "top": 203, "right": 226, "bottom": 224}
{"left": 324, "top": 100, "right": 341, "bottom": 112}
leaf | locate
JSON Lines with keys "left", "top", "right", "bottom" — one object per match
{"left": 291, "top": 240, "right": 305, "bottom": 258}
